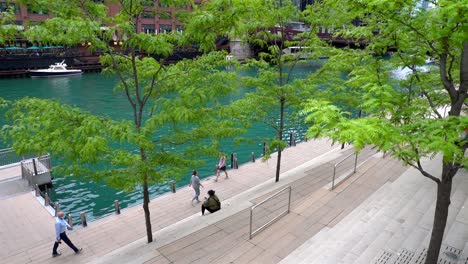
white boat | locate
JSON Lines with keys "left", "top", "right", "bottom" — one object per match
{"left": 29, "top": 60, "right": 82, "bottom": 78}
{"left": 282, "top": 46, "right": 311, "bottom": 60}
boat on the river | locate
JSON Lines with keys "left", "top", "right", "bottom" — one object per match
{"left": 29, "top": 60, "right": 82, "bottom": 78}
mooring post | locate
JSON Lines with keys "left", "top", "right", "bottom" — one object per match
{"left": 263, "top": 142, "right": 266, "bottom": 156}
{"left": 44, "top": 192, "right": 50, "bottom": 206}
{"left": 289, "top": 133, "right": 296, "bottom": 146}
{"left": 232, "top": 153, "right": 238, "bottom": 169}
{"left": 80, "top": 212, "right": 87, "bottom": 227}
{"left": 250, "top": 152, "right": 255, "bottom": 162}
{"left": 114, "top": 200, "right": 121, "bottom": 214}
{"left": 35, "top": 184, "right": 40, "bottom": 197}
{"left": 55, "top": 202, "right": 60, "bottom": 216}
{"left": 230, "top": 153, "right": 234, "bottom": 168}
{"left": 67, "top": 214, "right": 73, "bottom": 228}
{"left": 170, "top": 180, "right": 176, "bottom": 193}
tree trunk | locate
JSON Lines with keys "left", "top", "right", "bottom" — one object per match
{"left": 143, "top": 176, "right": 153, "bottom": 243}
{"left": 424, "top": 164, "right": 454, "bottom": 264}
{"left": 275, "top": 97, "right": 286, "bottom": 182}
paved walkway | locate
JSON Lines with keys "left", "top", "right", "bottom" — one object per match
{"left": 1, "top": 138, "right": 357, "bottom": 264}
{"left": 92, "top": 149, "right": 408, "bottom": 263}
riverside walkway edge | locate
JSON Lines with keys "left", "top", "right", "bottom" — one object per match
{"left": 2, "top": 138, "right": 347, "bottom": 264}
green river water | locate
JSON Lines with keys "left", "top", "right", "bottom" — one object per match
{"left": 0, "top": 62, "right": 321, "bottom": 223}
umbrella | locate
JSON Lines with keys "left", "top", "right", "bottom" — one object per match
{"left": 27, "top": 46, "right": 41, "bottom": 50}
{"left": 52, "top": 45, "right": 64, "bottom": 48}
{"left": 5, "top": 46, "right": 23, "bottom": 50}
{"left": 42, "top": 46, "right": 52, "bottom": 49}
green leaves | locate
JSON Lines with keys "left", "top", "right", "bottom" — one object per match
{"left": 301, "top": 0, "right": 468, "bottom": 175}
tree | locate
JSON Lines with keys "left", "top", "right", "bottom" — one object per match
{"left": 0, "top": 2, "right": 21, "bottom": 44}
{"left": 2, "top": 0, "right": 241, "bottom": 243}
{"left": 186, "top": 0, "right": 327, "bottom": 182}
{"left": 302, "top": 0, "right": 468, "bottom": 262}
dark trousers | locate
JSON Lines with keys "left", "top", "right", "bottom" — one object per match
{"left": 201, "top": 205, "right": 220, "bottom": 215}
{"left": 52, "top": 232, "right": 79, "bottom": 254}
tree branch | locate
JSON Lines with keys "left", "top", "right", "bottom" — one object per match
{"left": 401, "top": 156, "right": 441, "bottom": 184}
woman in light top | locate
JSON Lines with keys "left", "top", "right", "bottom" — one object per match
{"left": 215, "top": 151, "right": 228, "bottom": 182}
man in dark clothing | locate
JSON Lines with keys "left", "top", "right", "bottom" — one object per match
{"left": 202, "top": 190, "right": 221, "bottom": 215}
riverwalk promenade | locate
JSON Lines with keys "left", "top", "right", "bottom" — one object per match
{"left": 0, "top": 139, "right": 412, "bottom": 264}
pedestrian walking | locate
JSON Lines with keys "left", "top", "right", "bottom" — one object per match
{"left": 189, "top": 170, "right": 203, "bottom": 205}
{"left": 201, "top": 190, "right": 221, "bottom": 215}
{"left": 215, "top": 151, "right": 228, "bottom": 182}
{"left": 52, "top": 211, "right": 82, "bottom": 257}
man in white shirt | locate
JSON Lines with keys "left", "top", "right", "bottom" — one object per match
{"left": 52, "top": 211, "right": 82, "bottom": 257}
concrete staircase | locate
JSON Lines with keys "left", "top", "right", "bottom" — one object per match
{"left": 280, "top": 159, "right": 468, "bottom": 264}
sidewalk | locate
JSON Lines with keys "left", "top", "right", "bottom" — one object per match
{"left": 91, "top": 149, "right": 408, "bottom": 263}
{"left": 1, "top": 138, "right": 347, "bottom": 264}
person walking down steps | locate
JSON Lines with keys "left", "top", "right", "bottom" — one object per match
{"left": 52, "top": 211, "right": 82, "bottom": 257}
{"left": 189, "top": 170, "right": 203, "bottom": 205}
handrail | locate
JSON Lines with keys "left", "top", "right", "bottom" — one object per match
{"left": 249, "top": 186, "right": 292, "bottom": 239}
{"left": 332, "top": 152, "right": 358, "bottom": 190}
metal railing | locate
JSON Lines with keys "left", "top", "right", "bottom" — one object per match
{"left": 331, "top": 152, "right": 358, "bottom": 190}
{"left": 249, "top": 186, "right": 292, "bottom": 239}
{"left": 0, "top": 148, "right": 36, "bottom": 168}
{"left": 21, "top": 154, "right": 52, "bottom": 187}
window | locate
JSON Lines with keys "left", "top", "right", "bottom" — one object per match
{"left": 142, "top": 11, "right": 155, "bottom": 18}
{"left": 159, "top": 1, "right": 169, "bottom": 8}
{"left": 27, "top": 4, "right": 49, "bottom": 15}
{"left": 142, "top": 24, "right": 155, "bottom": 34}
{"left": 0, "top": 2, "right": 19, "bottom": 14}
{"left": 175, "top": 25, "right": 184, "bottom": 32}
{"left": 159, "top": 24, "right": 171, "bottom": 33}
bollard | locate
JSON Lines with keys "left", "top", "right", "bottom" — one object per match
{"left": 114, "top": 200, "right": 121, "bottom": 214}
{"left": 289, "top": 133, "right": 296, "bottom": 147}
{"left": 304, "top": 136, "right": 308, "bottom": 142}
{"left": 55, "top": 202, "right": 60, "bottom": 216}
{"left": 230, "top": 153, "right": 234, "bottom": 168}
{"left": 80, "top": 212, "right": 87, "bottom": 227}
{"left": 232, "top": 153, "right": 239, "bottom": 169}
{"left": 44, "top": 192, "right": 50, "bottom": 206}
{"left": 263, "top": 142, "right": 266, "bottom": 156}
{"left": 250, "top": 152, "right": 255, "bottom": 162}
{"left": 35, "top": 184, "right": 40, "bottom": 197}
{"left": 170, "top": 180, "right": 176, "bottom": 193}
{"left": 67, "top": 214, "right": 73, "bottom": 228}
